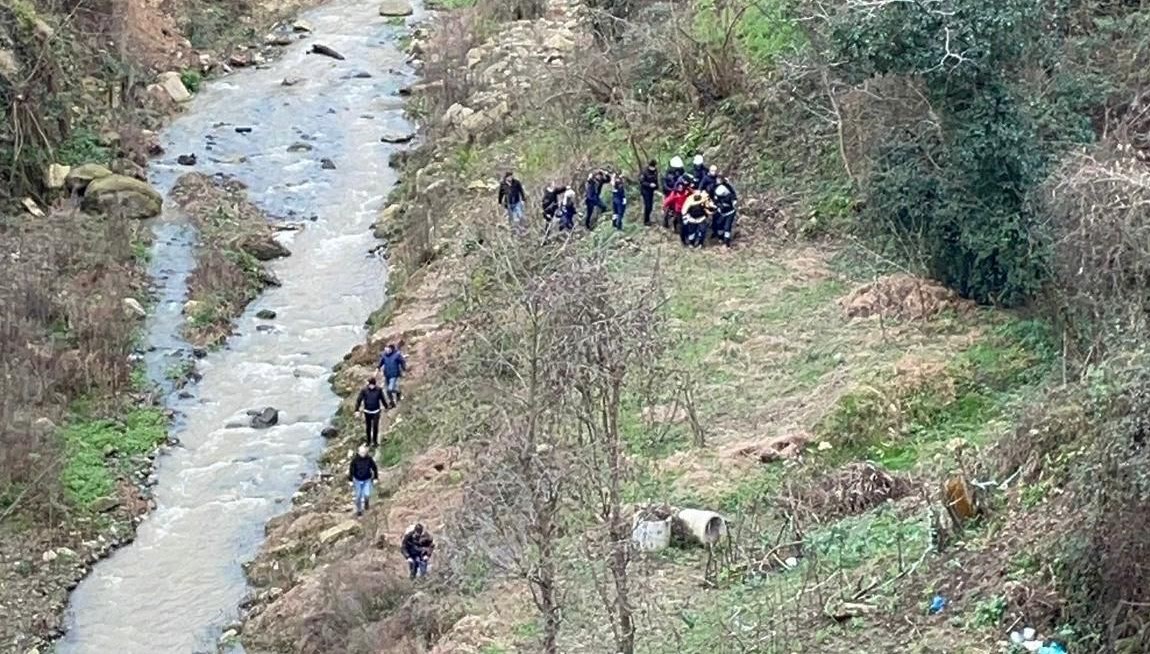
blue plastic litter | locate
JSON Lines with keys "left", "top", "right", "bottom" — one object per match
{"left": 928, "top": 595, "right": 946, "bottom": 615}
{"left": 1038, "top": 644, "right": 1067, "bottom": 654}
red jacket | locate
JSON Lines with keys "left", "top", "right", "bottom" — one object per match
{"left": 663, "top": 188, "right": 689, "bottom": 214}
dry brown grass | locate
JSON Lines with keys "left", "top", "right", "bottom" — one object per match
{"left": 0, "top": 205, "right": 147, "bottom": 512}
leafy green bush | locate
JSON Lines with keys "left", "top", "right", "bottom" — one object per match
{"left": 180, "top": 69, "right": 203, "bottom": 93}
{"left": 61, "top": 406, "right": 167, "bottom": 509}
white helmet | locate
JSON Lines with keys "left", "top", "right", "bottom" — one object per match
{"left": 693, "top": 154, "right": 704, "bottom": 166}
{"left": 715, "top": 185, "right": 730, "bottom": 197}
{"left": 670, "top": 156, "right": 683, "bottom": 169}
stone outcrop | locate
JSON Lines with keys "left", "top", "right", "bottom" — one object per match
{"left": 80, "top": 175, "right": 163, "bottom": 220}
{"left": 378, "top": 0, "right": 413, "bottom": 16}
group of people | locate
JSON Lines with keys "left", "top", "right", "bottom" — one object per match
{"left": 354, "top": 342, "right": 407, "bottom": 447}
{"left": 347, "top": 342, "right": 433, "bottom": 578}
{"left": 347, "top": 444, "right": 436, "bottom": 577}
{"left": 497, "top": 153, "right": 740, "bottom": 246}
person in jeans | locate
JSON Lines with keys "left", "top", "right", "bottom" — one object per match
{"left": 611, "top": 173, "right": 627, "bottom": 231}
{"left": 497, "top": 171, "right": 527, "bottom": 230}
{"left": 378, "top": 343, "right": 408, "bottom": 406}
{"left": 348, "top": 445, "right": 378, "bottom": 517}
{"left": 401, "top": 523, "right": 435, "bottom": 579}
{"left": 354, "top": 377, "right": 388, "bottom": 447}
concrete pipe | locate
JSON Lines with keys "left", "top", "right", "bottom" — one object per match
{"left": 674, "top": 508, "right": 727, "bottom": 547}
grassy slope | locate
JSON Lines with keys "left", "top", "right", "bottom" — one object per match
{"left": 397, "top": 95, "right": 1059, "bottom": 649}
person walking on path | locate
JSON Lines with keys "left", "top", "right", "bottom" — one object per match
{"left": 584, "top": 170, "right": 608, "bottom": 230}
{"left": 354, "top": 377, "right": 388, "bottom": 447}
{"left": 611, "top": 173, "right": 627, "bottom": 231}
{"left": 348, "top": 445, "right": 378, "bottom": 517}
{"left": 401, "top": 523, "right": 435, "bottom": 579}
{"left": 497, "top": 171, "right": 527, "bottom": 231}
{"left": 542, "top": 182, "right": 565, "bottom": 224}
{"left": 638, "top": 160, "right": 659, "bottom": 225}
{"left": 378, "top": 343, "right": 408, "bottom": 406}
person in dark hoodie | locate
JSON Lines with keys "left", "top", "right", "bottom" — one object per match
{"left": 401, "top": 523, "right": 435, "bottom": 579}
{"left": 497, "top": 171, "right": 527, "bottom": 230}
{"left": 542, "top": 182, "right": 566, "bottom": 224}
{"left": 639, "top": 160, "right": 659, "bottom": 225}
{"left": 701, "top": 165, "right": 719, "bottom": 196}
{"left": 712, "top": 183, "right": 738, "bottom": 246}
{"left": 663, "top": 156, "right": 685, "bottom": 195}
{"left": 584, "top": 170, "right": 608, "bottom": 230}
{"left": 378, "top": 343, "right": 408, "bottom": 406}
{"left": 348, "top": 444, "right": 378, "bottom": 517}
{"left": 354, "top": 377, "right": 389, "bottom": 447}
{"left": 611, "top": 173, "right": 627, "bottom": 231}
{"left": 691, "top": 154, "right": 707, "bottom": 183}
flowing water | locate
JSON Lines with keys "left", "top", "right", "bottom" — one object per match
{"left": 57, "top": 2, "right": 419, "bottom": 651}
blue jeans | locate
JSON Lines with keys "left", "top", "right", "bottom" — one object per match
{"left": 408, "top": 556, "right": 429, "bottom": 579}
{"left": 353, "top": 478, "right": 373, "bottom": 514}
{"left": 612, "top": 199, "right": 626, "bottom": 230}
{"left": 585, "top": 199, "right": 606, "bottom": 230}
{"left": 506, "top": 201, "right": 525, "bottom": 229}
{"left": 385, "top": 376, "right": 400, "bottom": 393}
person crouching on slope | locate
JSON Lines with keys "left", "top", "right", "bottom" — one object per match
{"left": 402, "top": 523, "right": 435, "bottom": 579}
{"left": 348, "top": 445, "right": 378, "bottom": 517}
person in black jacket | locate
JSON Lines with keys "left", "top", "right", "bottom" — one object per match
{"left": 401, "top": 523, "right": 435, "bottom": 579}
{"left": 542, "top": 183, "right": 566, "bottom": 223}
{"left": 584, "top": 170, "right": 608, "bottom": 230}
{"left": 348, "top": 445, "right": 379, "bottom": 516}
{"left": 497, "top": 171, "right": 527, "bottom": 230}
{"left": 639, "top": 160, "right": 659, "bottom": 225}
{"left": 355, "top": 377, "right": 388, "bottom": 447}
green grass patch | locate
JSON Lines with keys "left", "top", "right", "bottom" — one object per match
{"left": 693, "top": 0, "right": 806, "bottom": 69}
{"left": 57, "top": 126, "right": 111, "bottom": 166}
{"left": 60, "top": 405, "right": 167, "bottom": 509}
{"left": 818, "top": 318, "right": 1056, "bottom": 470}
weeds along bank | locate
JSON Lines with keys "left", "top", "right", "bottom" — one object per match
{"left": 0, "top": 0, "right": 321, "bottom": 649}
{"left": 234, "top": 1, "right": 1150, "bottom": 654}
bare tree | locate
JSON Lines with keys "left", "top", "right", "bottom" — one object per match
{"left": 553, "top": 247, "right": 664, "bottom": 654}
{"left": 456, "top": 234, "right": 584, "bottom": 653}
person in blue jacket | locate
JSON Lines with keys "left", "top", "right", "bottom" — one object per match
{"left": 701, "top": 165, "right": 719, "bottom": 196}
{"left": 584, "top": 170, "right": 608, "bottom": 230}
{"left": 377, "top": 343, "right": 407, "bottom": 405}
{"left": 611, "top": 173, "right": 627, "bottom": 231}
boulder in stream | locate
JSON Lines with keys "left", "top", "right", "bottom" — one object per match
{"left": 320, "top": 158, "right": 337, "bottom": 170}
{"left": 81, "top": 175, "right": 163, "bottom": 220}
{"left": 240, "top": 233, "right": 291, "bottom": 261}
{"left": 378, "top": 0, "right": 413, "bottom": 16}
{"left": 177, "top": 153, "right": 197, "bottom": 166}
{"left": 249, "top": 407, "right": 280, "bottom": 429}
{"left": 379, "top": 128, "right": 415, "bottom": 144}
{"left": 309, "top": 44, "right": 345, "bottom": 60}
{"left": 256, "top": 309, "right": 277, "bottom": 320}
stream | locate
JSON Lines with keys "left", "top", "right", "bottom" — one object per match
{"left": 56, "top": 2, "right": 418, "bottom": 651}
